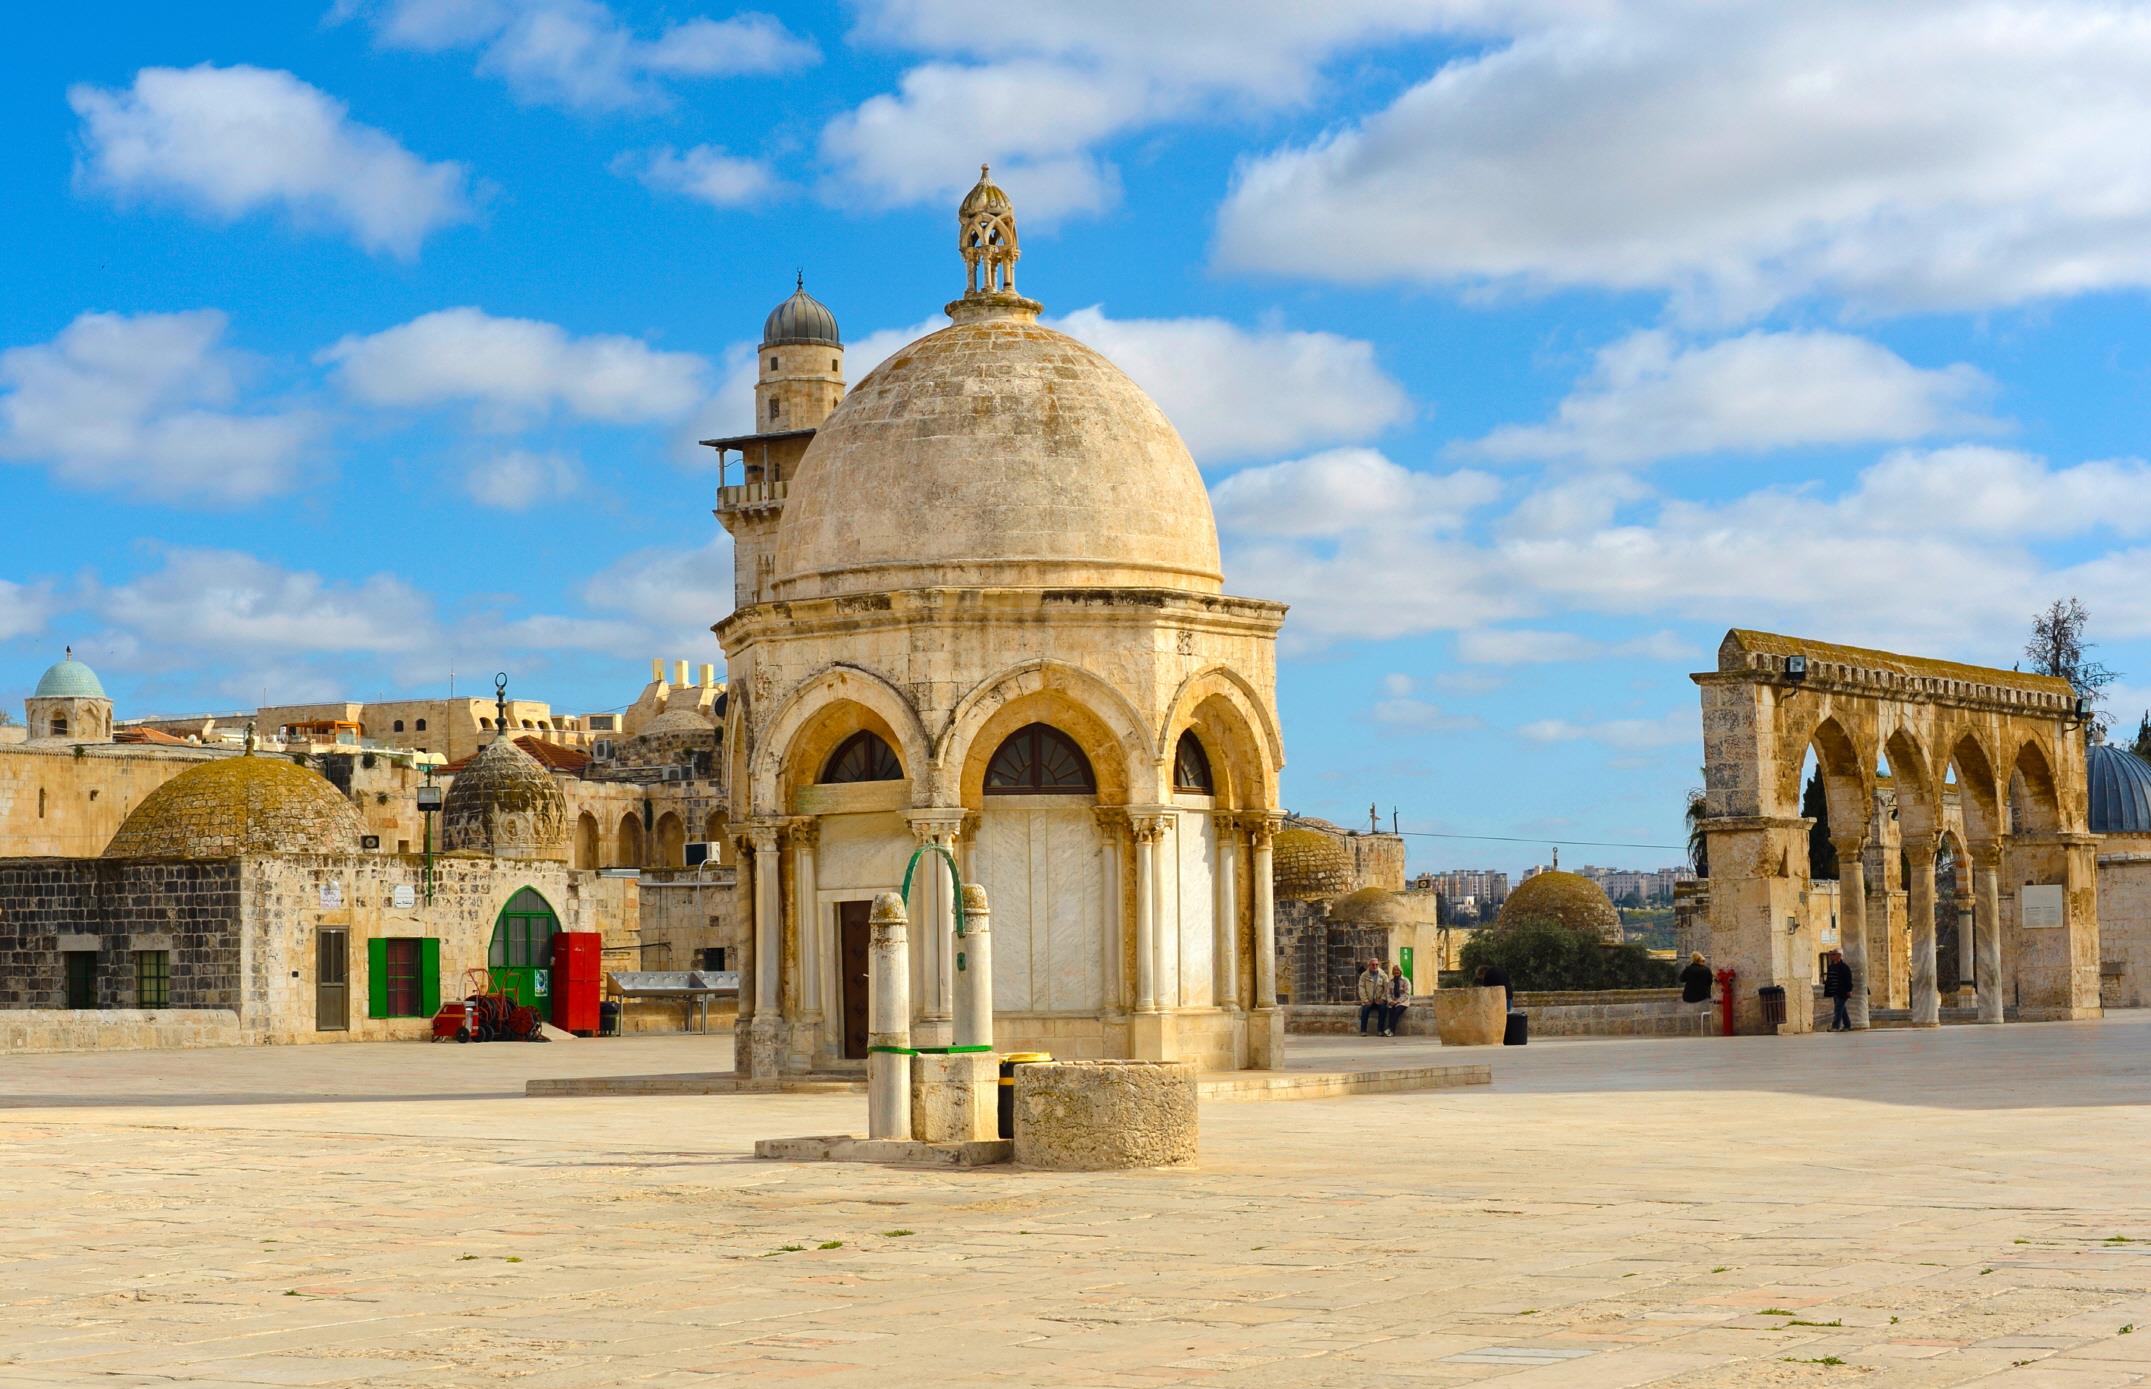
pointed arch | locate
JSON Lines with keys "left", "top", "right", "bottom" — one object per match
{"left": 939, "top": 660, "right": 1149, "bottom": 806}
{"left": 1157, "top": 664, "right": 1282, "bottom": 809}
{"left": 749, "top": 663, "right": 932, "bottom": 812}
{"left": 2010, "top": 737, "right": 2062, "bottom": 835}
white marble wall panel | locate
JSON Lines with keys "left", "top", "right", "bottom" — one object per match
{"left": 1176, "top": 809, "right": 1215, "bottom": 1007}
{"left": 979, "top": 811, "right": 1034, "bottom": 1011}
{"left": 1043, "top": 808, "right": 1102, "bottom": 1011}
{"left": 974, "top": 806, "right": 1102, "bottom": 1013}
{"left": 816, "top": 812, "right": 909, "bottom": 890}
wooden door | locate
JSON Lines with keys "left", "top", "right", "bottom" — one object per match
{"left": 316, "top": 928, "right": 349, "bottom": 1031}
{"left": 838, "top": 901, "right": 872, "bottom": 1060}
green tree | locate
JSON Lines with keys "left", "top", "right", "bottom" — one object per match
{"left": 1459, "top": 918, "right": 1679, "bottom": 992}
{"left": 1802, "top": 765, "right": 1838, "bottom": 880}
{"left": 2026, "top": 597, "right": 2117, "bottom": 742}
{"left": 1685, "top": 785, "right": 1710, "bottom": 878}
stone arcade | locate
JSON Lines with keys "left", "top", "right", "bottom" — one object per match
{"left": 709, "top": 169, "right": 1289, "bottom": 1079}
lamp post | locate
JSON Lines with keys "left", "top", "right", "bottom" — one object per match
{"left": 417, "top": 767, "right": 442, "bottom": 904}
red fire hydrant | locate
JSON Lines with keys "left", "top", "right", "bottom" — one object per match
{"left": 1715, "top": 967, "right": 1738, "bottom": 1037}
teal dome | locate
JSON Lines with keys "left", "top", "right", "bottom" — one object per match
{"left": 33, "top": 655, "right": 105, "bottom": 700}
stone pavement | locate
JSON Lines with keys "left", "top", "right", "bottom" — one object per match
{"left": 8, "top": 1020, "right": 2151, "bottom": 1386}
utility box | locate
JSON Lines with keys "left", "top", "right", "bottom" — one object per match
{"left": 551, "top": 932, "right": 603, "bottom": 1035}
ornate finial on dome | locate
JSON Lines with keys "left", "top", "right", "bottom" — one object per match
{"left": 494, "top": 672, "right": 510, "bottom": 742}
{"left": 1551, "top": 845, "right": 1560, "bottom": 870}
{"left": 949, "top": 163, "right": 1041, "bottom": 325}
{"left": 796, "top": 268, "right": 804, "bottom": 291}
{"left": 243, "top": 721, "right": 256, "bottom": 756}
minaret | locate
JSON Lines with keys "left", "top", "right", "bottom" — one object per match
{"left": 708, "top": 275, "right": 846, "bottom": 608}
{"left": 754, "top": 272, "right": 845, "bottom": 432}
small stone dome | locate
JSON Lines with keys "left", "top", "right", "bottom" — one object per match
{"left": 1272, "top": 827, "right": 1355, "bottom": 902}
{"left": 1497, "top": 870, "right": 1622, "bottom": 943}
{"left": 34, "top": 654, "right": 106, "bottom": 699}
{"left": 641, "top": 706, "right": 715, "bottom": 736}
{"left": 441, "top": 736, "right": 568, "bottom": 861}
{"left": 105, "top": 755, "right": 360, "bottom": 859}
{"left": 763, "top": 278, "right": 840, "bottom": 347}
{"left": 2089, "top": 744, "right": 2151, "bottom": 836}
{"left": 1325, "top": 887, "right": 1411, "bottom": 926}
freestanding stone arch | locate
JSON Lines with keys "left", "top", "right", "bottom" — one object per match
{"left": 1696, "top": 629, "right": 2097, "bottom": 1034}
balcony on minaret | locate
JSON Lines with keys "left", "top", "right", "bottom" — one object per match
{"left": 707, "top": 428, "right": 815, "bottom": 518}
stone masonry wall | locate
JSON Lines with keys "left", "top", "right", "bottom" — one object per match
{"left": 0, "top": 858, "right": 242, "bottom": 1010}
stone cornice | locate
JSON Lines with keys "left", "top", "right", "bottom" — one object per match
{"left": 718, "top": 584, "right": 1287, "bottom": 650}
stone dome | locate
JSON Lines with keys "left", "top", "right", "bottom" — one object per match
{"left": 641, "top": 706, "right": 715, "bottom": 736}
{"left": 773, "top": 317, "right": 1222, "bottom": 599}
{"left": 763, "top": 278, "right": 840, "bottom": 347}
{"left": 34, "top": 653, "right": 106, "bottom": 699}
{"left": 105, "top": 755, "right": 360, "bottom": 859}
{"left": 2089, "top": 744, "right": 2151, "bottom": 836}
{"left": 1272, "top": 827, "right": 1356, "bottom": 902}
{"left": 1325, "top": 886, "right": 1411, "bottom": 926}
{"left": 441, "top": 736, "right": 568, "bottom": 861}
{"left": 1497, "top": 870, "right": 1622, "bottom": 943}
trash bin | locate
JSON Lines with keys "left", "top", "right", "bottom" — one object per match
{"left": 1503, "top": 1010, "right": 1528, "bottom": 1046}
{"left": 598, "top": 999, "right": 620, "bottom": 1037}
{"left": 997, "top": 1051, "right": 1052, "bottom": 1139}
{"left": 1758, "top": 985, "right": 1787, "bottom": 1027}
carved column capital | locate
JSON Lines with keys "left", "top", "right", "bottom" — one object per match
{"left": 1901, "top": 832, "right": 1938, "bottom": 867}
{"left": 746, "top": 820, "right": 783, "bottom": 855}
{"left": 906, "top": 807, "right": 965, "bottom": 844}
{"left": 1246, "top": 813, "right": 1283, "bottom": 848}
{"left": 783, "top": 816, "right": 820, "bottom": 850}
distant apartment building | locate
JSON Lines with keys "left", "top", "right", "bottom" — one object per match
{"left": 1519, "top": 862, "right": 1695, "bottom": 905}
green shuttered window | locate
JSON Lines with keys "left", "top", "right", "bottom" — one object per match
{"left": 368, "top": 937, "right": 439, "bottom": 1018}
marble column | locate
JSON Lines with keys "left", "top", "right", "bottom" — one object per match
{"left": 1213, "top": 814, "right": 1240, "bottom": 1008}
{"left": 1973, "top": 843, "right": 2004, "bottom": 1024}
{"left": 1955, "top": 890, "right": 1976, "bottom": 989}
{"left": 1250, "top": 816, "right": 1278, "bottom": 1010}
{"left": 750, "top": 825, "right": 782, "bottom": 1014}
{"left": 788, "top": 818, "right": 821, "bottom": 1025}
{"left": 906, "top": 809, "right": 963, "bottom": 1049}
{"left": 1905, "top": 834, "right": 1940, "bottom": 1027}
{"left": 732, "top": 833, "right": 757, "bottom": 1024}
{"left": 1133, "top": 817, "right": 1161, "bottom": 1012}
{"left": 866, "top": 891, "right": 911, "bottom": 1140}
{"left": 1831, "top": 834, "right": 1870, "bottom": 1030}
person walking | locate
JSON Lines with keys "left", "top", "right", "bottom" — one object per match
{"left": 1822, "top": 948, "right": 1854, "bottom": 1031}
{"left": 1383, "top": 962, "right": 1410, "bottom": 1037}
{"left": 1356, "top": 960, "right": 1387, "bottom": 1035}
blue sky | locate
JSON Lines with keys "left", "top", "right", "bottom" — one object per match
{"left": 9, "top": 1, "right": 2151, "bottom": 875}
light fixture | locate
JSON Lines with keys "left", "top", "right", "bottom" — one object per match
{"left": 1786, "top": 653, "right": 1808, "bottom": 682}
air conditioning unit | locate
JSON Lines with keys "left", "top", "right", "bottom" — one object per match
{"left": 683, "top": 841, "right": 720, "bottom": 867}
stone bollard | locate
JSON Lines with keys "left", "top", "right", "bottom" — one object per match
{"left": 867, "top": 890, "right": 912, "bottom": 1140}
{"left": 953, "top": 882, "right": 993, "bottom": 1050}
{"left": 1012, "top": 1060, "right": 1198, "bottom": 1170}
{"left": 1432, "top": 985, "right": 1507, "bottom": 1046}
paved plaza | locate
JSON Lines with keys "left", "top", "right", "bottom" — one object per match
{"left": 7, "top": 1021, "right": 2151, "bottom": 1387}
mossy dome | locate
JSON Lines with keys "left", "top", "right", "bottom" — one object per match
{"left": 1325, "top": 886, "right": 1411, "bottom": 926}
{"left": 1272, "top": 827, "right": 1355, "bottom": 902}
{"left": 441, "top": 736, "right": 568, "bottom": 861}
{"left": 1497, "top": 870, "right": 1622, "bottom": 943}
{"left": 105, "top": 755, "right": 360, "bottom": 859}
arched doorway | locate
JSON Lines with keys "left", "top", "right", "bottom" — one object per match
{"left": 615, "top": 812, "right": 644, "bottom": 868}
{"left": 573, "top": 812, "right": 600, "bottom": 870}
{"left": 489, "top": 887, "right": 559, "bottom": 1008}
{"left": 654, "top": 811, "right": 685, "bottom": 868}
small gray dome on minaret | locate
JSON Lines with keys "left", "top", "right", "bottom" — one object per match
{"left": 762, "top": 275, "right": 841, "bottom": 347}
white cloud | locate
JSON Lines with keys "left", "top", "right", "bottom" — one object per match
{"left": 321, "top": 307, "right": 708, "bottom": 426}
{"left": 1049, "top": 308, "right": 1412, "bottom": 463}
{"left": 1519, "top": 711, "right": 1693, "bottom": 751}
{"left": 620, "top": 144, "right": 779, "bottom": 208}
{"left": 0, "top": 310, "right": 317, "bottom": 505}
{"left": 1216, "top": 1, "right": 2151, "bottom": 320}
{"left": 1457, "top": 628, "right": 1695, "bottom": 666}
{"left": 341, "top": 0, "right": 818, "bottom": 112}
{"left": 69, "top": 65, "right": 474, "bottom": 258}
{"left": 1463, "top": 331, "right": 1997, "bottom": 466}
{"left": 463, "top": 449, "right": 580, "bottom": 509}
{"left": 1227, "top": 444, "right": 2151, "bottom": 654}
{"left": 0, "top": 581, "right": 57, "bottom": 643}
{"left": 98, "top": 549, "right": 437, "bottom": 656}
{"left": 1214, "top": 450, "right": 1498, "bottom": 537}
{"left": 823, "top": 1, "right": 1467, "bottom": 216}
{"left": 1370, "top": 674, "right": 1480, "bottom": 732}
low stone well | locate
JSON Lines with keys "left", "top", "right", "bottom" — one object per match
{"left": 1012, "top": 1059, "right": 1198, "bottom": 1170}
{"left": 1433, "top": 985, "right": 1508, "bottom": 1046}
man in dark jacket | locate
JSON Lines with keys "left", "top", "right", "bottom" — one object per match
{"left": 1679, "top": 952, "right": 1713, "bottom": 1004}
{"left": 1473, "top": 963, "right": 1513, "bottom": 1010}
{"left": 1822, "top": 949, "right": 1854, "bottom": 1031}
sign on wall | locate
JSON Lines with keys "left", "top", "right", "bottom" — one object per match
{"left": 2022, "top": 884, "right": 2065, "bottom": 928}
{"left": 318, "top": 881, "right": 343, "bottom": 909}
{"left": 391, "top": 884, "right": 416, "bottom": 910}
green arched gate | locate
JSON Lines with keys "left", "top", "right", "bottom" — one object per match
{"left": 489, "top": 887, "right": 559, "bottom": 1009}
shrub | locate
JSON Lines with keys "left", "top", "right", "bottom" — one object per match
{"left": 1459, "top": 918, "right": 1679, "bottom": 992}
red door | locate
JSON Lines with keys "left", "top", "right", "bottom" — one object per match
{"left": 550, "top": 932, "right": 602, "bottom": 1034}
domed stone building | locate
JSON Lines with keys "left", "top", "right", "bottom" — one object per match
{"left": 26, "top": 648, "right": 113, "bottom": 743}
{"left": 440, "top": 735, "right": 569, "bottom": 861}
{"left": 707, "top": 169, "right": 1288, "bottom": 1076}
{"left": 104, "top": 753, "right": 362, "bottom": 859}
{"left": 2091, "top": 744, "right": 2151, "bottom": 1007}
{"left": 1499, "top": 868, "right": 1624, "bottom": 944}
